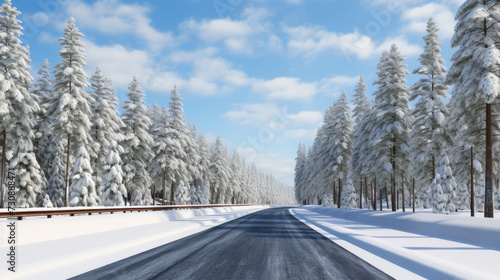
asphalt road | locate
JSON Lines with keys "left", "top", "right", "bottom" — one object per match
{"left": 71, "top": 207, "right": 392, "bottom": 280}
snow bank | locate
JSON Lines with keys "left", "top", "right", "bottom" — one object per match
{"left": 291, "top": 206, "right": 500, "bottom": 280}
{"left": 305, "top": 207, "right": 500, "bottom": 249}
{"left": 0, "top": 205, "right": 267, "bottom": 280}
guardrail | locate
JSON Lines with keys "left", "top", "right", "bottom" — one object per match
{"left": 0, "top": 204, "right": 252, "bottom": 220}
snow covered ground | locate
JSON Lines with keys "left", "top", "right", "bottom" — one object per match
{"left": 291, "top": 206, "right": 500, "bottom": 280}
{"left": 0, "top": 205, "right": 268, "bottom": 280}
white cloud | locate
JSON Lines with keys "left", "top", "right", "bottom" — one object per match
{"left": 224, "top": 103, "right": 285, "bottom": 125}
{"left": 288, "top": 111, "right": 323, "bottom": 125}
{"left": 84, "top": 40, "right": 185, "bottom": 92}
{"left": 180, "top": 7, "right": 272, "bottom": 54}
{"left": 84, "top": 40, "right": 152, "bottom": 87}
{"left": 63, "top": 0, "right": 174, "bottom": 51}
{"left": 284, "top": 25, "right": 374, "bottom": 59}
{"left": 365, "top": 0, "right": 424, "bottom": 9}
{"left": 184, "top": 18, "right": 252, "bottom": 42}
{"left": 401, "top": 3, "right": 456, "bottom": 39}
{"left": 167, "top": 48, "right": 251, "bottom": 95}
{"left": 443, "top": 0, "right": 463, "bottom": 7}
{"left": 375, "top": 36, "right": 422, "bottom": 56}
{"left": 252, "top": 77, "right": 317, "bottom": 100}
{"left": 225, "top": 104, "right": 322, "bottom": 129}
{"left": 168, "top": 48, "right": 219, "bottom": 64}
{"left": 283, "top": 129, "right": 317, "bottom": 139}
{"left": 320, "top": 75, "right": 360, "bottom": 95}
{"left": 268, "top": 35, "right": 283, "bottom": 51}
{"left": 224, "top": 38, "right": 251, "bottom": 54}
{"left": 284, "top": 24, "right": 420, "bottom": 60}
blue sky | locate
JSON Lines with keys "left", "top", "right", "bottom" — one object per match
{"left": 16, "top": 0, "right": 463, "bottom": 186}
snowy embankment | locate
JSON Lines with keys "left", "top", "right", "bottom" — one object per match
{"left": 0, "top": 205, "right": 267, "bottom": 280}
{"left": 291, "top": 206, "right": 500, "bottom": 280}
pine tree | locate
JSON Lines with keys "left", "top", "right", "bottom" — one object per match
{"left": 186, "top": 124, "right": 200, "bottom": 201}
{"left": 330, "top": 91, "right": 354, "bottom": 207}
{"left": 238, "top": 156, "right": 250, "bottom": 204}
{"left": 435, "top": 148, "right": 457, "bottom": 213}
{"left": 191, "top": 134, "right": 210, "bottom": 204}
{"left": 149, "top": 87, "right": 192, "bottom": 205}
{"left": 46, "top": 17, "right": 92, "bottom": 207}
{"left": 410, "top": 18, "right": 451, "bottom": 209}
{"left": 121, "top": 77, "right": 154, "bottom": 205}
{"left": 100, "top": 140, "right": 126, "bottom": 206}
{"left": 174, "top": 181, "right": 190, "bottom": 205}
{"left": 447, "top": 0, "right": 500, "bottom": 217}
{"left": 46, "top": 135, "right": 66, "bottom": 207}
{"left": 429, "top": 173, "right": 447, "bottom": 214}
{"left": 0, "top": 0, "right": 43, "bottom": 207}
{"left": 321, "top": 193, "right": 334, "bottom": 207}
{"left": 341, "top": 179, "right": 357, "bottom": 209}
{"left": 42, "top": 194, "right": 53, "bottom": 207}
{"left": 294, "top": 143, "right": 307, "bottom": 204}
{"left": 33, "top": 59, "right": 52, "bottom": 173}
{"left": 455, "top": 182, "right": 470, "bottom": 210}
{"left": 69, "top": 146, "right": 98, "bottom": 207}
{"left": 351, "top": 76, "right": 373, "bottom": 206}
{"left": 209, "top": 136, "right": 231, "bottom": 204}
{"left": 229, "top": 150, "right": 243, "bottom": 204}
{"left": 168, "top": 86, "right": 192, "bottom": 205}
{"left": 147, "top": 102, "right": 161, "bottom": 202}
{"left": 351, "top": 110, "right": 377, "bottom": 208}
{"left": 352, "top": 76, "right": 372, "bottom": 123}
{"left": 148, "top": 106, "right": 171, "bottom": 205}
{"left": 312, "top": 105, "right": 335, "bottom": 203}
{"left": 89, "top": 67, "right": 124, "bottom": 196}
{"left": 370, "top": 45, "right": 412, "bottom": 212}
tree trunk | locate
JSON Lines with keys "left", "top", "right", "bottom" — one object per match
{"left": 413, "top": 178, "right": 415, "bottom": 213}
{"left": 373, "top": 178, "right": 377, "bottom": 210}
{"left": 0, "top": 129, "right": 5, "bottom": 208}
{"left": 152, "top": 184, "right": 156, "bottom": 205}
{"left": 162, "top": 177, "right": 166, "bottom": 205}
{"left": 485, "top": 103, "right": 494, "bottom": 217}
{"left": 397, "top": 189, "right": 399, "bottom": 210}
{"left": 170, "top": 181, "right": 175, "bottom": 205}
{"left": 65, "top": 134, "right": 71, "bottom": 207}
{"left": 359, "top": 178, "right": 363, "bottom": 209}
{"left": 337, "top": 177, "right": 342, "bottom": 208}
{"left": 402, "top": 174, "right": 405, "bottom": 212}
{"left": 364, "top": 176, "right": 368, "bottom": 209}
{"left": 333, "top": 181, "right": 336, "bottom": 206}
{"left": 379, "top": 184, "right": 382, "bottom": 211}
{"left": 471, "top": 146, "right": 475, "bottom": 217}
{"left": 385, "top": 185, "right": 389, "bottom": 209}
{"left": 392, "top": 146, "right": 397, "bottom": 211}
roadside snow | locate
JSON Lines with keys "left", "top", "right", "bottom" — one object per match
{"left": 0, "top": 205, "right": 267, "bottom": 280}
{"left": 290, "top": 206, "right": 500, "bottom": 280}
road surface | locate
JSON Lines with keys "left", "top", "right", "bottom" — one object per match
{"left": 71, "top": 207, "right": 392, "bottom": 280}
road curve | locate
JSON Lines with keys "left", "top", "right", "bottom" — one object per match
{"left": 71, "top": 207, "right": 392, "bottom": 280}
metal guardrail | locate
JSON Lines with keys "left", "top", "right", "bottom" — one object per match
{"left": 0, "top": 204, "right": 252, "bottom": 220}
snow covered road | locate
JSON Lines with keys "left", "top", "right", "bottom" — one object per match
{"left": 71, "top": 207, "right": 391, "bottom": 280}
